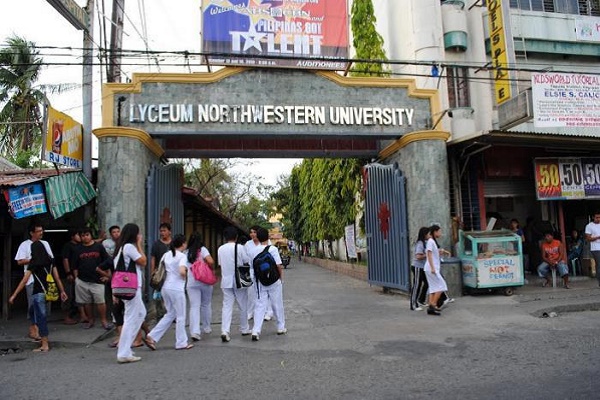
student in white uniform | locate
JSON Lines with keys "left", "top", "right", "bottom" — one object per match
{"left": 218, "top": 226, "right": 251, "bottom": 342}
{"left": 424, "top": 225, "right": 448, "bottom": 316}
{"left": 114, "top": 223, "right": 147, "bottom": 364}
{"left": 248, "top": 227, "right": 286, "bottom": 341}
{"left": 244, "top": 226, "right": 274, "bottom": 321}
{"left": 186, "top": 232, "right": 215, "bottom": 341}
{"left": 146, "top": 234, "right": 193, "bottom": 350}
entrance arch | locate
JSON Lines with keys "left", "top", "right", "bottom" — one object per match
{"left": 94, "top": 67, "right": 451, "bottom": 290}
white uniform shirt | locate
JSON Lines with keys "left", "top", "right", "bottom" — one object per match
{"left": 161, "top": 250, "right": 187, "bottom": 292}
{"left": 423, "top": 238, "right": 440, "bottom": 273}
{"left": 585, "top": 221, "right": 600, "bottom": 251}
{"left": 15, "top": 239, "right": 54, "bottom": 285}
{"left": 217, "top": 242, "right": 248, "bottom": 289}
{"left": 186, "top": 246, "right": 211, "bottom": 288}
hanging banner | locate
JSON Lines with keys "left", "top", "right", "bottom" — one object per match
{"left": 486, "top": 0, "right": 513, "bottom": 105}
{"left": 531, "top": 72, "right": 600, "bottom": 128}
{"left": 44, "top": 106, "right": 83, "bottom": 168}
{"left": 345, "top": 224, "right": 357, "bottom": 259}
{"left": 4, "top": 183, "right": 48, "bottom": 219}
{"left": 44, "top": 172, "right": 96, "bottom": 218}
{"left": 534, "top": 157, "right": 600, "bottom": 200}
{"left": 202, "top": 0, "right": 349, "bottom": 70}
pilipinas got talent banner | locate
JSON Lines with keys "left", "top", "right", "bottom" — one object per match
{"left": 3, "top": 183, "right": 48, "bottom": 219}
{"left": 202, "top": 0, "right": 349, "bottom": 70}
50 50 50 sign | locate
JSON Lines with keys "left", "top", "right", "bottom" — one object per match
{"left": 535, "top": 158, "right": 600, "bottom": 200}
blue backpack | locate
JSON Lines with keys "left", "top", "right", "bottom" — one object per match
{"left": 252, "top": 245, "right": 280, "bottom": 286}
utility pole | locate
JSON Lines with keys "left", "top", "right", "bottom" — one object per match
{"left": 108, "top": 0, "right": 125, "bottom": 82}
{"left": 82, "top": 0, "right": 95, "bottom": 179}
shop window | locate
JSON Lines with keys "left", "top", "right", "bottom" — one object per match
{"left": 447, "top": 67, "right": 470, "bottom": 108}
{"left": 510, "top": 0, "right": 598, "bottom": 14}
{"left": 578, "top": 0, "right": 600, "bottom": 15}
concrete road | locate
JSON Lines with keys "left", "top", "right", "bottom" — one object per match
{"left": 1, "top": 260, "right": 599, "bottom": 399}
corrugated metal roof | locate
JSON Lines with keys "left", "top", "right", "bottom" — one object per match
{"left": 0, "top": 168, "right": 80, "bottom": 187}
{"left": 0, "top": 157, "right": 21, "bottom": 171}
{"left": 507, "top": 121, "right": 600, "bottom": 138}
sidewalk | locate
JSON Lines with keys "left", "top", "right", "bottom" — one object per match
{"left": 2, "top": 266, "right": 599, "bottom": 353}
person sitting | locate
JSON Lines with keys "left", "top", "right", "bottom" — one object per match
{"left": 567, "top": 229, "right": 584, "bottom": 269}
{"left": 537, "top": 231, "right": 570, "bottom": 289}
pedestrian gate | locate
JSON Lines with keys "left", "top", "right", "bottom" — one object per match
{"left": 146, "top": 163, "right": 184, "bottom": 250}
{"left": 364, "top": 163, "right": 410, "bottom": 291}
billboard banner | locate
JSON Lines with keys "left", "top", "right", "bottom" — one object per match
{"left": 201, "top": 0, "right": 349, "bottom": 70}
{"left": 531, "top": 72, "right": 600, "bottom": 128}
{"left": 4, "top": 183, "right": 48, "bottom": 219}
{"left": 534, "top": 157, "right": 600, "bottom": 200}
{"left": 44, "top": 106, "right": 83, "bottom": 168}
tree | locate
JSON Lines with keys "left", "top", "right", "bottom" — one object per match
{"left": 0, "top": 35, "right": 47, "bottom": 155}
{"left": 350, "top": 0, "right": 389, "bottom": 77}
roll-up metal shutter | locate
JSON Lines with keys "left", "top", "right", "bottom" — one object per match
{"left": 483, "top": 179, "right": 535, "bottom": 197}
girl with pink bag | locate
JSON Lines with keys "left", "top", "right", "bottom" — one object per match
{"left": 186, "top": 232, "right": 216, "bottom": 341}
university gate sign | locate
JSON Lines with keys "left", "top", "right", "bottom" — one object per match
{"left": 100, "top": 67, "right": 439, "bottom": 158}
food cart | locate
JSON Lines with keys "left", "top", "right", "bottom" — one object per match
{"left": 458, "top": 229, "right": 524, "bottom": 296}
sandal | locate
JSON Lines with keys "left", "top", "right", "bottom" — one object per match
{"left": 33, "top": 347, "right": 49, "bottom": 352}
{"left": 108, "top": 341, "right": 119, "bottom": 348}
{"left": 143, "top": 337, "right": 157, "bottom": 351}
{"left": 176, "top": 344, "right": 194, "bottom": 350}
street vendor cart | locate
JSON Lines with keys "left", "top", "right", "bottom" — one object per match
{"left": 458, "top": 229, "right": 524, "bottom": 296}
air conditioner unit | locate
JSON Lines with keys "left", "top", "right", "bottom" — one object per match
{"left": 441, "top": 0, "right": 468, "bottom": 52}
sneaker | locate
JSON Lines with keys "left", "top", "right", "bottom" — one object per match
{"left": 251, "top": 334, "right": 259, "bottom": 341}
{"left": 417, "top": 302, "right": 428, "bottom": 308}
{"left": 443, "top": 298, "right": 454, "bottom": 307}
{"left": 241, "top": 330, "right": 251, "bottom": 336}
{"left": 203, "top": 329, "right": 212, "bottom": 335}
{"left": 564, "top": 284, "right": 571, "bottom": 289}
{"left": 427, "top": 308, "right": 441, "bottom": 316}
{"left": 263, "top": 315, "right": 272, "bottom": 321}
{"left": 190, "top": 334, "right": 201, "bottom": 342}
{"left": 117, "top": 356, "right": 141, "bottom": 364}
{"left": 277, "top": 328, "right": 287, "bottom": 335}
{"left": 220, "top": 333, "right": 230, "bottom": 343}
{"left": 414, "top": 306, "right": 423, "bottom": 311}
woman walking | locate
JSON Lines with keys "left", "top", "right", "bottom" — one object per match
{"left": 114, "top": 223, "right": 147, "bottom": 363}
{"left": 9, "top": 241, "right": 67, "bottom": 351}
{"left": 424, "top": 225, "right": 448, "bottom": 316}
{"left": 410, "top": 227, "right": 430, "bottom": 311}
{"left": 146, "top": 234, "right": 193, "bottom": 350}
{"left": 186, "top": 232, "right": 216, "bottom": 341}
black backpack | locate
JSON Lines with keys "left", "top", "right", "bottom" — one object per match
{"left": 252, "top": 245, "right": 280, "bottom": 286}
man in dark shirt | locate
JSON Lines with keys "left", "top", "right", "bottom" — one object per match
{"left": 150, "top": 222, "right": 172, "bottom": 321}
{"left": 61, "top": 228, "right": 85, "bottom": 324}
{"left": 73, "top": 227, "right": 113, "bottom": 330}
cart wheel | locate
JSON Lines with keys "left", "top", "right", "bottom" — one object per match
{"left": 503, "top": 287, "right": 514, "bottom": 296}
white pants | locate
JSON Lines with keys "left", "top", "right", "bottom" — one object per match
{"left": 248, "top": 285, "right": 274, "bottom": 319}
{"left": 149, "top": 288, "right": 188, "bottom": 349}
{"left": 187, "top": 283, "right": 213, "bottom": 335}
{"left": 221, "top": 287, "right": 249, "bottom": 335}
{"left": 117, "top": 290, "right": 146, "bottom": 359}
{"left": 252, "top": 280, "right": 285, "bottom": 335}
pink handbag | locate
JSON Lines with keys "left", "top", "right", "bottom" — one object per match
{"left": 191, "top": 252, "right": 218, "bottom": 285}
{"left": 111, "top": 251, "right": 138, "bottom": 300}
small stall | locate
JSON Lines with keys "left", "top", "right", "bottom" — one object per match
{"left": 458, "top": 229, "right": 524, "bottom": 296}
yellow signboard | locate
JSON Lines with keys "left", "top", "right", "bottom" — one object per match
{"left": 487, "top": 0, "right": 512, "bottom": 105}
{"left": 44, "top": 106, "right": 83, "bottom": 168}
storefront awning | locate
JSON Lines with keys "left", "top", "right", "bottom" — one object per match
{"left": 44, "top": 172, "right": 96, "bottom": 219}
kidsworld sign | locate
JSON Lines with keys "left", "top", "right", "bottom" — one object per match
{"left": 202, "top": 0, "right": 349, "bottom": 70}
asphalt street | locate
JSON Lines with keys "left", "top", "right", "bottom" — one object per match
{"left": 1, "top": 259, "right": 599, "bottom": 400}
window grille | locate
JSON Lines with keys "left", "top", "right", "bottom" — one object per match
{"left": 447, "top": 67, "right": 471, "bottom": 108}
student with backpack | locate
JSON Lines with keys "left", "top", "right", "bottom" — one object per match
{"left": 247, "top": 227, "right": 287, "bottom": 341}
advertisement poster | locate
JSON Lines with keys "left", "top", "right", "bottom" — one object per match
{"left": 345, "top": 224, "right": 357, "bottom": 259}
{"left": 44, "top": 106, "right": 83, "bottom": 168}
{"left": 4, "top": 183, "right": 47, "bottom": 219}
{"left": 202, "top": 0, "right": 348, "bottom": 70}
{"left": 534, "top": 157, "right": 600, "bottom": 200}
{"left": 531, "top": 72, "right": 600, "bottom": 128}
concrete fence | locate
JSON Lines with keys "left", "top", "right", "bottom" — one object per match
{"left": 302, "top": 256, "right": 368, "bottom": 281}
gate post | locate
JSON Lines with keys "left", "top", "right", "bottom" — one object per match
{"left": 381, "top": 130, "right": 452, "bottom": 251}
{"left": 93, "top": 127, "right": 164, "bottom": 235}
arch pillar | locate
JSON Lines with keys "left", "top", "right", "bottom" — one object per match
{"left": 380, "top": 130, "right": 452, "bottom": 249}
{"left": 93, "top": 127, "right": 164, "bottom": 234}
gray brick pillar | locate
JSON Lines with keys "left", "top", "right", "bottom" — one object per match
{"left": 93, "top": 127, "right": 164, "bottom": 235}
{"left": 382, "top": 131, "right": 452, "bottom": 250}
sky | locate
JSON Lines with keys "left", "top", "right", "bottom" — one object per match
{"left": 0, "top": 0, "right": 300, "bottom": 186}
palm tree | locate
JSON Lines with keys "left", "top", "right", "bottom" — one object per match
{"left": 0, "top": 35, "right": 47, "bottom": 156}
